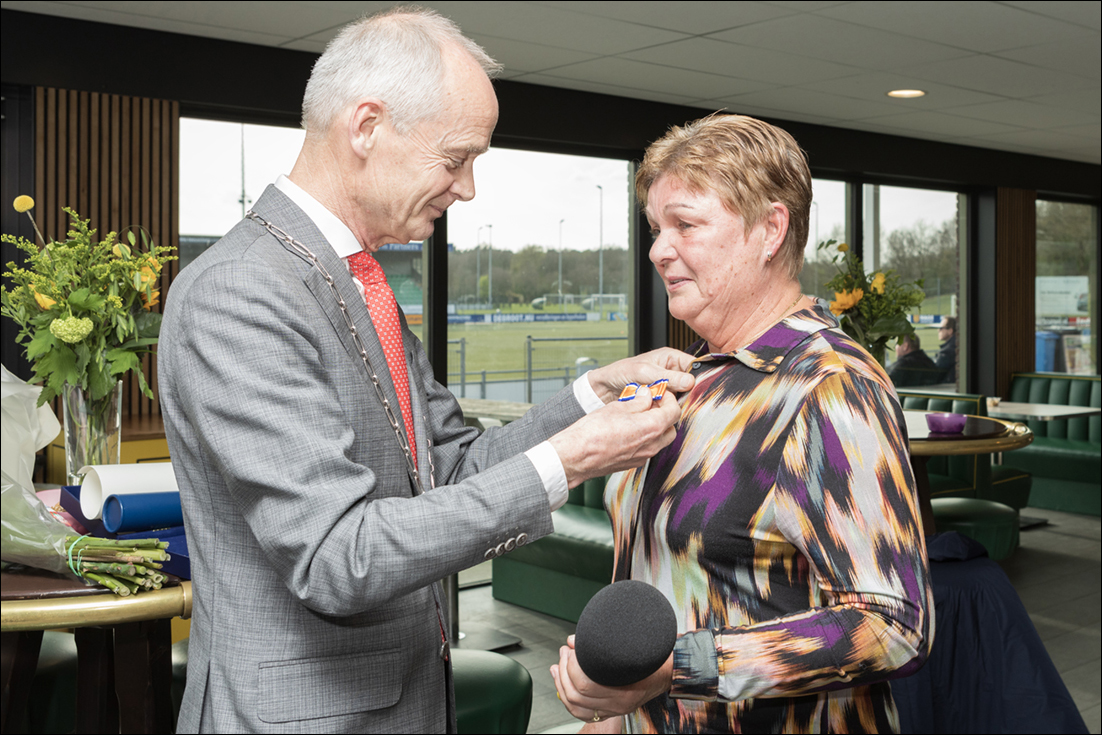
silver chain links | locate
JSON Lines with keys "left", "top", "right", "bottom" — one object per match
{"left": 246, "top": 210, "right": 435, "bottom": 492}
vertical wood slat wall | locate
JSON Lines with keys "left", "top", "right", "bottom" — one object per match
{"left": 995, "top": 187, "right": 1037, "bottom": 399}
{"left": 668, "top": 316, "right": 701, "bottom": 354}
{"left": 34, "top": 87, "right": 179, "bottom": 420}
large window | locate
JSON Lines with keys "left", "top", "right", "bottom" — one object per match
{"left": 864, "top": 184, "right": 963, "bottom": 386}
{"left": 445, "top": 148, "right": 632, "bottom": 403}
{"left": 800, "top": 178, "right": 848, "bottom": 300}
{"left": 1035, "top": 201, "right": 1097, "bottom": 375}
{"left": 179, "top": 119, "right": 305, "bottom": 268}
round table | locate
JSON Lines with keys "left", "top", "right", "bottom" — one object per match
{"left": 903, "top": 411, "right": 1033, "bottom": 533}
{"left": 1, "top": 567, "right": 191, "bottom": 733}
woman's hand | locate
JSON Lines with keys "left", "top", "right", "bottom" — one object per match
{"left": 551, "top": 634, "right": 673, "bottom": 723}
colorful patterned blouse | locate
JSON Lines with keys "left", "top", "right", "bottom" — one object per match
{"left": 607, "top": 302, "right": 933, "bottom": 733}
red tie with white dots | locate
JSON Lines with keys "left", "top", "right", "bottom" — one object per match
{"left": 347, "top": 250, "right": 417, "bottom": 468}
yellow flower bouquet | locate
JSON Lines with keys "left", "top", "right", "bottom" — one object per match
{"left": 817, "top": 239, "right": 926, "bottom": 365}
{"left": 2, "top": 199, "right": 174, "bottom": 405}
{"left": 2, "top": 199, "right": 175, "bottom": 483}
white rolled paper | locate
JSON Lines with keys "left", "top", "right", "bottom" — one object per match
{"left": 78, "top": 462, "right": 179, "bottom": 520}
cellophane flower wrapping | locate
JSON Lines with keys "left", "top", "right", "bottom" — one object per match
{"left": 1, "top": 363, "right": 78, "bottom": 577}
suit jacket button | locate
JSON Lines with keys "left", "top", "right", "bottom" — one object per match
{"left": 516, "top": 533, "right": 528, "bottom": 546}
{"left": 504, "top": 537, "right": 516, "bottom": 552}
{"left": 484, "top": 548, "right": 497, "bottom": 561}
{"left": 440, "top": 640, "right": 450, "bottom": 660}
{"left": 495, "top": 543, "right": 506, "bottom": 557}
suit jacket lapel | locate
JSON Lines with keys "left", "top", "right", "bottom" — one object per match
{"left": 251, "top": 187, "right": 420, "bottom": 490}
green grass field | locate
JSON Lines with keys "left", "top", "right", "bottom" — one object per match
{"left": 406, "top": 294, "right": 956, "bottom": 384}
{"left": 409, "top": 318, "right": 631, "bottom": 382}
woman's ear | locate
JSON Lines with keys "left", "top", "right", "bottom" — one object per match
{"left": 763, "top": 202, "right": 790, "bottom": 260}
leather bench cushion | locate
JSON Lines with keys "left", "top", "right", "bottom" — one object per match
{"left": 505, "top": 504, "right": 613, "bottom": 583}
{"left": 1009, "top": 374, "right": 1101, "bottom": 443}
{"left": 1003, "top": 438, "right": 1101, "bottom": 483}
{"left": 928, "top": 473, "right": 976, "bottom": 499}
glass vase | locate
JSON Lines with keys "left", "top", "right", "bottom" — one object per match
{"left": 62, "top": 381, "right": 122, "bottom": 486}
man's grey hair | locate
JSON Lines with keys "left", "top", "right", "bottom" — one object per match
{"left": 301, "top": 6, "right": 501, "bottom": 136}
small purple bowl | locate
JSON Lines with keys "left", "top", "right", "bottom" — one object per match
{"left": 926, "top": 412, "right": 967, "bottom": 434}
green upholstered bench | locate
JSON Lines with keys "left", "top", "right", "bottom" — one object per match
{"left": 492, "top": 476, "right": 613, "bottom": 623}
{"left": 1001, "top": 372, "right": 1101, "bottom": 516}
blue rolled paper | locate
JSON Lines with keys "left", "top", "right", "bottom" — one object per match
{"left": 102, "top": 492, "right": 183, "bottom": 533}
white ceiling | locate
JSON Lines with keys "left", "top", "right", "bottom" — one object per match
{"left": 4, "top": 0, "right": 1100, "bottom": 164}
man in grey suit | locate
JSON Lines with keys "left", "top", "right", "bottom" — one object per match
{"left": 159, "top": 7, "right": 692, "bottom": 733}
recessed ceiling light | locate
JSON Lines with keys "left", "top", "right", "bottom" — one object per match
{"left": 887, "top": 89, "right": 926, "bottom": 99}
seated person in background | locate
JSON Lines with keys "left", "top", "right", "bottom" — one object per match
{"left": 935, "top": 316, "right": 957, "bottom": 383}
{"left": 889, "top": 333, "right": 941, "bottom": 387}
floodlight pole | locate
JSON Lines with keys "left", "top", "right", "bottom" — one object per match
{"left": 596, "top": 185, "right": 604, "bottom": 318}
{"left": 486, "top": 224, "right": 493, "bottom": 309}
{"left": 558, "top": 218, "right": 565, "bottom": 311}
{"left": 476, "top": 225, "right": 484, "bottom": 305}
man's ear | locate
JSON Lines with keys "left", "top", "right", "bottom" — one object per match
{"left": 348, "top": 99, "right": 386, "bottom": 160}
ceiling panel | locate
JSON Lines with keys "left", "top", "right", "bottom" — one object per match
{"left": 708, "top": 14, "right": 972, "bottom": 69}
{"left": 904, "top": 54, "right": 1099, "bottom": 99}
{"left": 533, "top": 0, "right": 794, "bottom": 35}
{"left": 2, "top": 0, "right": 1097, "bottom": 164}
{"left": 856, "top": 110, "right": 1027, "bottom": 137}
{"left": 806, "top": 73, "right": 1006, "bottom": 109}
{"left": 817, "top": 1, "right": 1094, "bottom": 53}
{"left": 994, "top": 37, "right": 1102, "bottom": 79}
{"left": 944, "top": 99, "right": 1100, "bottom": 129}
{"left": 535, "top": 57, "right": 772, "bottom": 101}
{"left": 1001, "top": 0, "right": 1102, "bottom": 31}
{"left": 622, "top": 38, "right": 860, "bottom": 86}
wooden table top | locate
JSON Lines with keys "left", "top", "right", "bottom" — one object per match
{"left": 1, "top": 567, "right": 191, "bottom": 632}
{"left": 903, "top": 410, "right": 1033, "bottom": 457}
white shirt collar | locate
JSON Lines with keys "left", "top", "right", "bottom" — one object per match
{"left": 274, "top": 175, "right": 363, "bottom": 259}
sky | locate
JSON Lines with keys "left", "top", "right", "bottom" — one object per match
{"left": 179, "top": 119, "right": 959, "bottom": 252}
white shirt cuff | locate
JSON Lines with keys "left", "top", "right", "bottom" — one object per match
{"left": 524, "top": 441, "right": 569, "bottom": 511}
{"left": 573, "top": 374, "right": 604, "bottom": 414}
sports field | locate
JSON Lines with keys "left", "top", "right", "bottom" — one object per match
{"left": 410, "top": 316, "right": 631, "bottom": 383}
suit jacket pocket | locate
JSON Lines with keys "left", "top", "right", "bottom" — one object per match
{"left": 257, "top": 648, "right": 403, "bottom": 723}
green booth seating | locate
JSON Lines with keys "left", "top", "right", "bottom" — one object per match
{"left": 492, "top": 476, "right": 613, "bottom": 623}
{"left": 1001, "top": 372, "right": 1101, "bottom": 516}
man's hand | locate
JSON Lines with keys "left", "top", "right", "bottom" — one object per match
{"left": 549, "top": 383, "right": 681, "bottom": 488}
{"left": 551, "top": 634, "right": 673, "bottom": 724}
{"left": 586, "top": 348, "right": 695, "bottom": 404}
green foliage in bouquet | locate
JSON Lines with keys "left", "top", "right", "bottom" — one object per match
{"left": 817, "top": 239, "right": 926, "bottom": 363}
{"left": 1, "top": 200, "right": 176, "bottom": 406}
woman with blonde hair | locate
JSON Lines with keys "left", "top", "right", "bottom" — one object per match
{"left": 553, "top": 114, "right": 932, "bottom": 734}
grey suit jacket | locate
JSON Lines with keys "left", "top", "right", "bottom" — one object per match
{"left": 159, "top": 186, "right": 584, "bottom": 733}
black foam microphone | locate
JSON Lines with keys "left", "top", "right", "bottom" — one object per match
{"left": 574, "top": 580, "right": 678, "bottom": 687}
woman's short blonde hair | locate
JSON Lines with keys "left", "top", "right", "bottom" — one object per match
{"left": 636, "top": 114, "right": 812, "bottom": 280}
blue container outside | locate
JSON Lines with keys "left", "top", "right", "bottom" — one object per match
{"left": 1035, "top": 331, "right": 1059, "bottom": 372}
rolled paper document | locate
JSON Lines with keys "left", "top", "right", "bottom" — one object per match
{"left": 78, "top": 462, "right": 178, "bottom": 520}
{"left": 102, "top": 491, "right": 184, "bottom": 533}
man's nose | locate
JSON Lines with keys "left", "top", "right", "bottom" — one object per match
{"left": 452, "top": 165, "right": 476, "bottom": 202}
